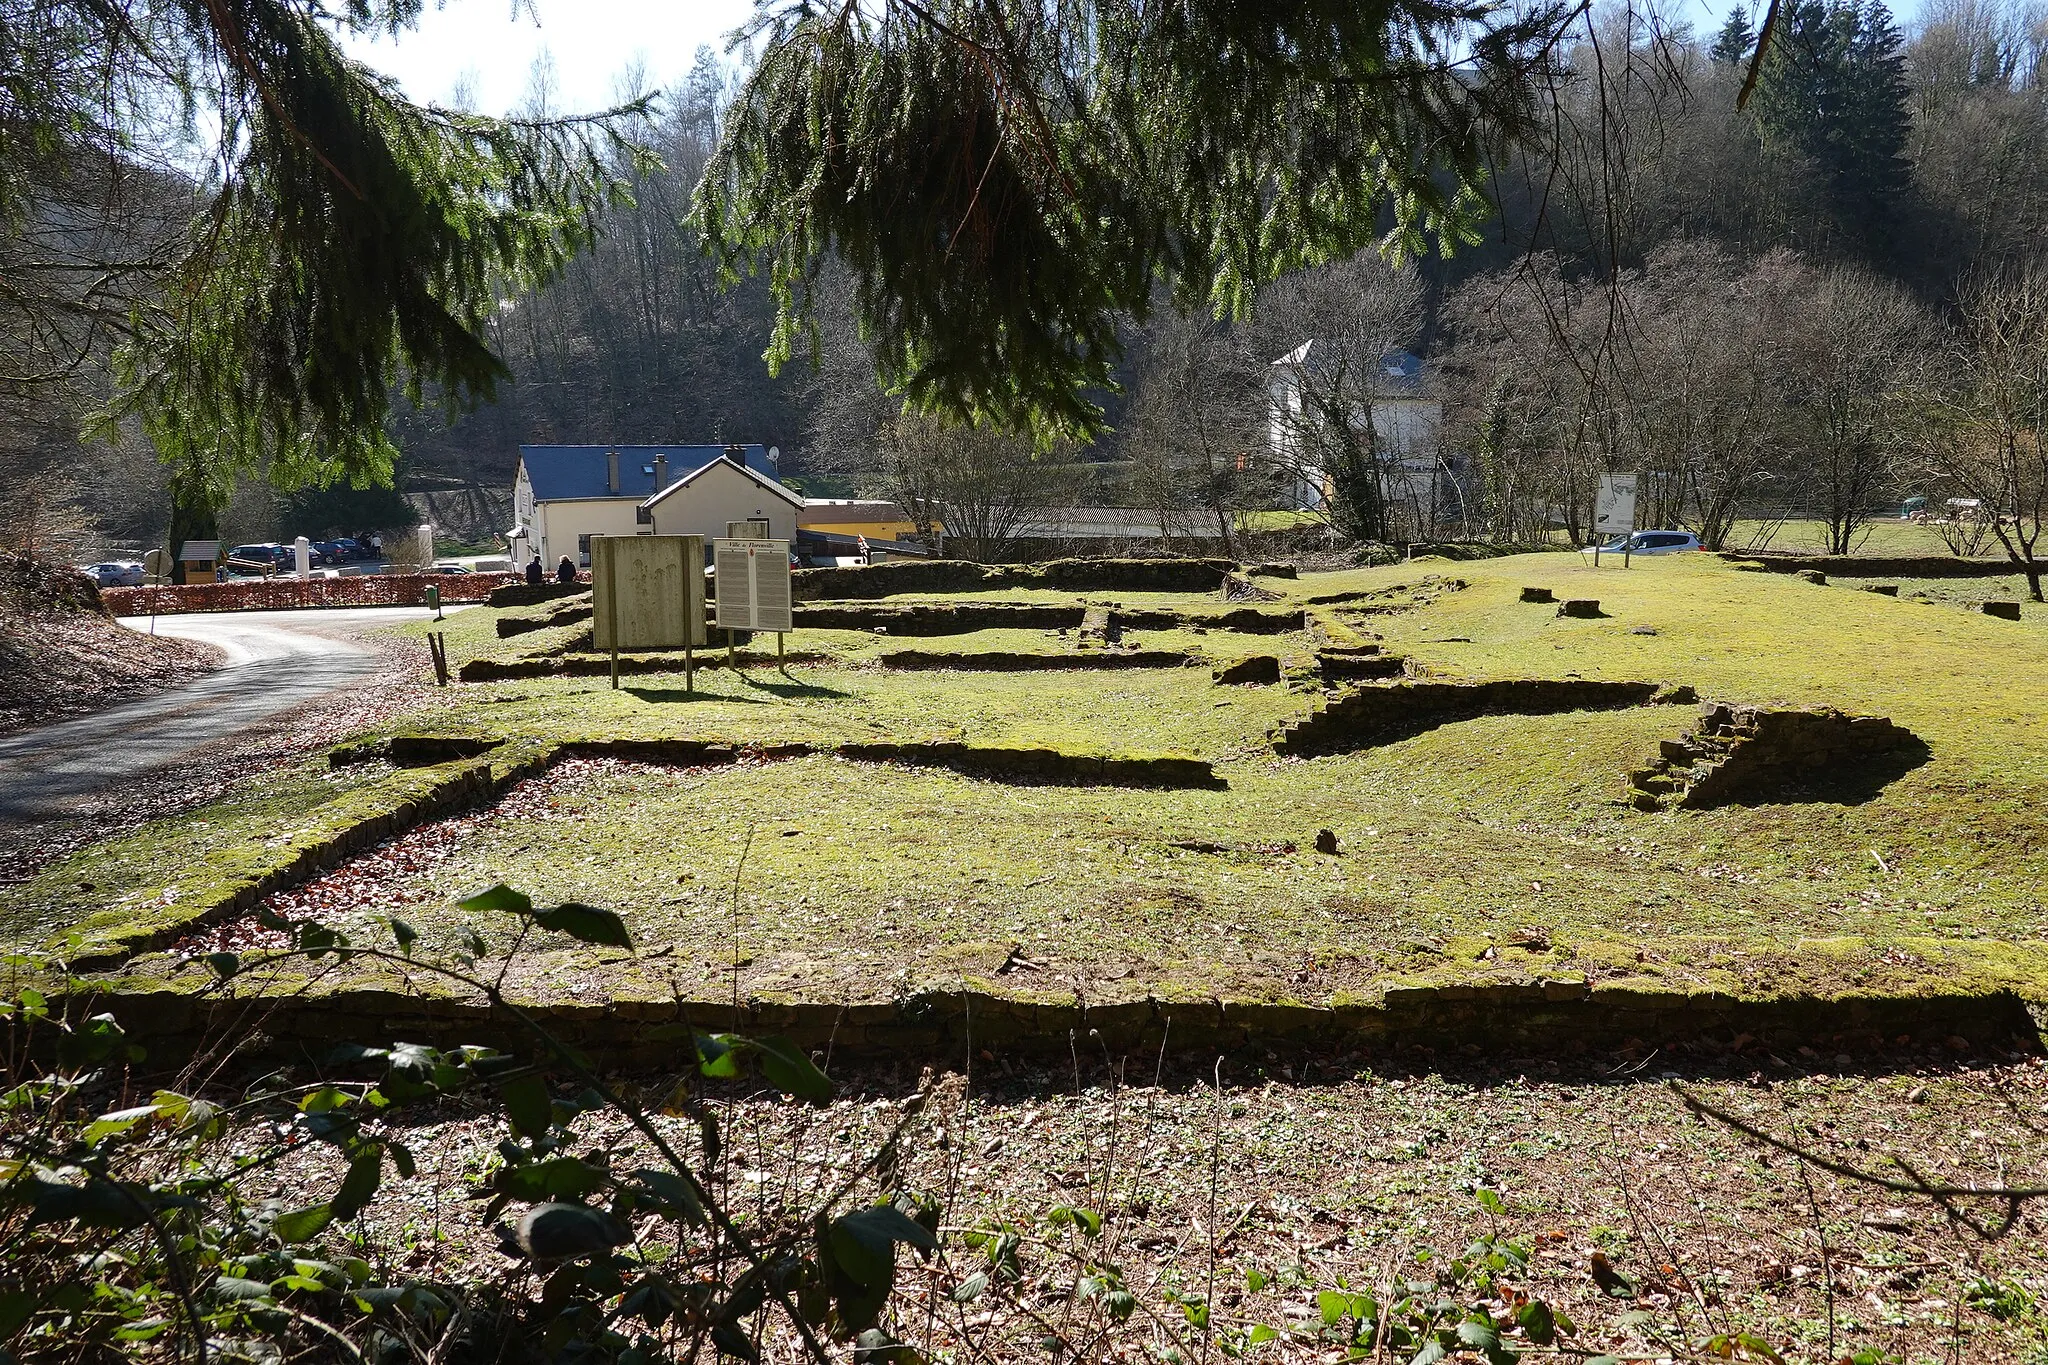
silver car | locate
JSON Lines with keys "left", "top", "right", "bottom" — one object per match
{"left": 84, "top": 561, "right": 146, "bottom": 587}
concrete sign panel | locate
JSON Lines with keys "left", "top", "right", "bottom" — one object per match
{"left": 1594, "top": 474, "right": 1638, "bottom": 538}
{"left": 593, "top": 534, "right": 706, "bottom": 651}
{"left": 714, "top": 537, "right": 793, "bottom": 633}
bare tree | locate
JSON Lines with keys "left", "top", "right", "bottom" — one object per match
{"left": 1919, "top": 268, "right": 2048, "bottom": 599}
{"left": 1120, "top": 312, "right": 1270, "bottom": 555}
{"left": 873, "top": 415, "right": 1082, "bottom": 562}
{"left": 1252, "top": 259, "right": 1428, "bottom": 544}
{"left": 1779, "top": 267, "right": 1929, "bottom": 554}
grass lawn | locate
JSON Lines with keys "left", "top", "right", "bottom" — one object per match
{"left": 11, "top": 552, "right": 2048, "bottom": 1011}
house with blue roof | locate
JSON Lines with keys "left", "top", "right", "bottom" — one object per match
{"left": 509, "top": 444, "right": 792, "bottom": 570}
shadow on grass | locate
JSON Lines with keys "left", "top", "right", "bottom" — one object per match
{"left": 740, "top": 675, "right": 852, "bottom": 699}
{"left": 1693, "top": 735, "right": 1934, "bottom": 809}
{"left": 622, "top": 686, "right": 768, "bottom": 706}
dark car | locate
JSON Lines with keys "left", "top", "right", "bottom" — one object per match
{"left": 332, "top": 537, "right": 364, "bottom": 560}
{"left": 311, "top": 540, "right": 344, "bottom": 565}
{"left": 230, "top": 543, "right": 292, "bottom": 570}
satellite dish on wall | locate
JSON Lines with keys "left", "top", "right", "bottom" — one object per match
{"left": 767, "top": 446, "right": 781, "bottom": 465}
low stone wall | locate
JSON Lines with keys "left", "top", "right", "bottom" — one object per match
{"left": 496, "top": 596, "right": 593, "bottom": 637}
{"left": 1629, "top": 703, "right": 1927, "bottom": 810}
{"left": 1275, "top": 678, "right": 1682, "bottom": 756}
{"left": 792, "top": 557, "right": 1238, "bottom": 601}
{"left": 795, "top": 602, "right": 1086, "bottom": 634}
{"left": 1717, "top": 551, "right": 2022, "bottom": 579}
{"left": 1116, "top": 606, "right": 1306, "bottom": 634}
{"left": 68, "top": 964, "right": 2041, "bottom": 1069}
{"left": 487, "top": 580, "right": 589, "bottom": 608}
{"left": 876, "top": 649, "right": 1194, "bottom": 671}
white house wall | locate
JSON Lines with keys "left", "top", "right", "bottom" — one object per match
{"left": 647, "top": 464, "right": 799, "bottom": 544}
{"left": 535, "top": 498, "right": 647, "bottom": 569}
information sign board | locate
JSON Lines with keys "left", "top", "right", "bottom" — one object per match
{"left": 1593, "top": 474, "right": 1639, "bottom": 539}
{"left": 713, "top": 537, "right": 793, "bottom": 633}
{"left": 593, "top": 534, "right": 706, "bottom": 651}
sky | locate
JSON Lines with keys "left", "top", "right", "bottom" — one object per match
{"left": 339, "top": 0, "right": 1935, "bottom": 118}
{"left": 338, "top": 0, "right": 756, "bottom": 115}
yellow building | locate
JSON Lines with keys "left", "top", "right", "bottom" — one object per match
{"left": 798, "top": 499, "right": 938, "bottom": 540}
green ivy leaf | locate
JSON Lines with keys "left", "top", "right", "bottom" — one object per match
{"left": 274, "top": 1203, "right": 334, "bottom": 1243}
{"left": 457, "top": 883, "right": 533, "bottom": 914}
{"left": 496, "top": 1157, "right": 609, "bottom": 1201}
{"left": 1247, "top": 1324, "right": 1279, "bottom": 1345}
{"left": 329, "top": 1147, "right": 383, "bottom": 1221}
{"left": 951, "top": 1271, "right": 988, "bottom": 1304}
{"left": 626, "top": 1168, "right": 707, "bottom": 1227}
{"left": 1474, "top": 1187, "right": 1506, "bottom": 1215}
{"left": 534, "top": 902, "right": 632, "bottom": 949}
{"left": 752, "top": 1035, "right": 832, "bottom": 1102}
{"left": 1514, "top": 1300, "right": 1556, "bottom": 1346}
{"left": 389, "top": 917, "right": 418, "bottom": 955}
{"left": 0, "top": 1289, "right": 38, "bottom": 1338}
{"left": 500, "top": 1075, "right": 552, "bottom": 1141}
{"left": 697, "top": 1034, "right": 740, "bottom": 1079}
{"left": 203, "top": 952, "right": 239, "bottom": 980}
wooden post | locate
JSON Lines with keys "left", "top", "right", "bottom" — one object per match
{"left": 606, "top": 541, "right": 620, "bottom": 690}
{"left": 727, "top": 628, "right": 736, "bottom": 669}
{"left": 777, "top": 630, "right": 786, "bottom": 672}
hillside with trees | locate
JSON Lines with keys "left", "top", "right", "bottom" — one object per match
{"left": 7, "top": 0, "right": 2048, "bottom": 561}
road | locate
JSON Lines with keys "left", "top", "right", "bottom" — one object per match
{"left": 0, "top": 606, "right": 467, "bottom": 823}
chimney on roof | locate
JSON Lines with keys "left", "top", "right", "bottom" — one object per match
{"left": 606, "top": 449, "right": 620, "bottom": 495}
{"left": 653, "top": 453, "right": 668, "bottom": 489}
{"left": 723, "top": 443, "right": 747, "bottom": 469}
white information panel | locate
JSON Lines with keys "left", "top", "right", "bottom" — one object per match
{"left": 713, "top": 537, "right": 793, "bottom": 633}
{"left": 1593, "top": 474, "right": 1639, "bottom": 539}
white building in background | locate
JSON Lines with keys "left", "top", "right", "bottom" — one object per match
{"left": 1266, "top": 345, "right": 1446, "bottom": 526}
{"left": 640, "top": 454, "right": 802, "bottom": 544}
{"left": 508, "top": 444, "right": 787, "bottom": 570}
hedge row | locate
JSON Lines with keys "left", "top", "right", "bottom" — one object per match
{"left": 104, "top": 573, "right": 515, "bottom": 616}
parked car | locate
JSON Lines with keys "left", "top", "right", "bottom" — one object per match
{"left": 309, "top": 540, "right": 344, "bottom": 565}
{"left": 332, "top": 536, "right": 365, "bottom": 560}
{"left": 428, "top": 560, "right": 473, "bottom": 574}
{"left": 81, "top": 561, "right": 145, "bottom": 587}
{"left": 1586, "top": 529, "right": 1701, "bottom": 556}
{"left": 230, "top": 543, "right": 292, "bottom": 570}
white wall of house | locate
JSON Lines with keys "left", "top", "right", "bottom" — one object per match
{"left": 1266, "top": 364, "right": 1443, "bottom": 514}
{"left": 646, "top": 462, "right": 799, "bottom": 544}
{"left": 534, "top": 498, "right": 647, "bottom": 569}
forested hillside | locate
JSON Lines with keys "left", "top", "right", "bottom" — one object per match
{"left": 6, "top": 0, "right": 2048, "bottom": 550}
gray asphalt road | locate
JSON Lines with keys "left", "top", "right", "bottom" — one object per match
{"left": 0, "top": 607, "right": 466, "bottom": 823}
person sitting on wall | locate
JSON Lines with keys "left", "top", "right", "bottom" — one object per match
{"left": 556, "top": 556, "right": 577, "bottom": 584}
{"left": 525, "top": 554, "right": 545, "bottom": 586}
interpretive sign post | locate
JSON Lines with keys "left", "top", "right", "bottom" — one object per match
{"left": 592, "top": 534, "right": 707, "bottom": 691}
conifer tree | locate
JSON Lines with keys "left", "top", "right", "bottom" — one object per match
{"left": 1746, "top": 0, "right": 1912, "bottom": 252}
{"left": 1, "top": 0, "right": 648, "bottom": 543}
{"left": 694, "top": 0, "right": 1578, "bottom": 442}
{"left": 1712, "top": 6, "right": 1756, "bottom": 64}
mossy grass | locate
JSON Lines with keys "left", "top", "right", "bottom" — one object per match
{"left": 13, "top": 553, "right": 2048, "bottom": 1033}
